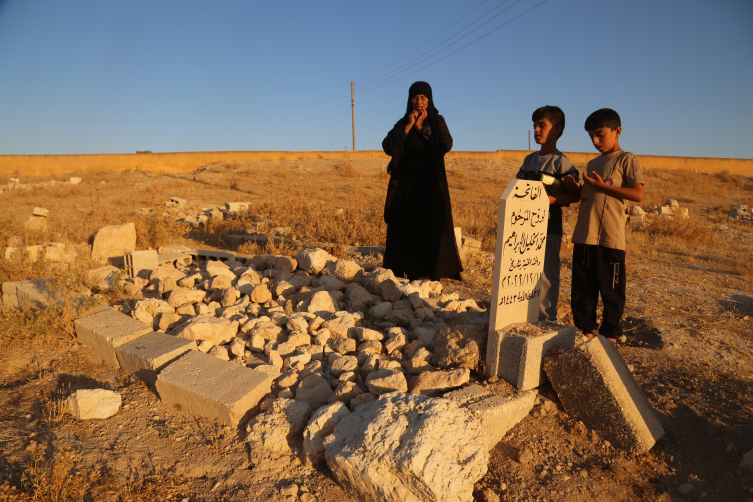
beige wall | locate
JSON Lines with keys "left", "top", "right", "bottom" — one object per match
{"left": 1, "top": 150, "right": 750, "bottom": 177}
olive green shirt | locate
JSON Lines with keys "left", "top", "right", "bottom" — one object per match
{"left": 572, "top": 150, "right": 644, "bottom": 250}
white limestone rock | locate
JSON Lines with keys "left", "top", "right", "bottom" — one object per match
{"left": 91, "top": 223, "right": 136, "bottom": 264}
{"left": 167, "top": 287, "right": 206, "bottom": 307}
{"left": 302, "top": 401, "right": 350, "bottom": 467}
{"left": 172, "top": 315, "right": 239, "bottom": 345}
{"left": 295, "top": 248, "right": 335, "bottom": 274}
{"left": 323, "top": 392, "right": 488, "bottom": 502}
{"left": 246, "top": 398, "right": 312, "bottom": 463}
{"left": 87, "top": 265, "right": 121, "bottom": 290}
{"left": 132, "top": 298, "right": 174, "bottom": 326}
{"left": 365, "top": 369, "right": 408, "bottom": 395}
{"left": 67, "top": 389, "right": 122, "bottom": 420}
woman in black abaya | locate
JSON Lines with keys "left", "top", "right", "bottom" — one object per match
{"left": 382, "top": 81, "right": 463, "bottom": 281}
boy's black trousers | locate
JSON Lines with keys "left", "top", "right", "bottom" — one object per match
{"left": 570, "top": 243, "right": 626, "bottom": 338}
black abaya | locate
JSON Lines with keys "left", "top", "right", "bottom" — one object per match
{"left": 382, "top": 115, "right": 463, "bottom": 281}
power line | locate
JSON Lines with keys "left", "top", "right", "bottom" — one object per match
{"left": 0, "top": 94, "right": 349, "bottom": 124}
{"left": 356, "top": 0, "right": 492, "bottom": 83}
{"left": 356, "top": 0, "right": 511, "bottom": 88}
{"left": 356, "top": 0, "right": 551, "bottom": 93}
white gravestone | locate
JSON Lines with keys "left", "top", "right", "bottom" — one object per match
{"left": 486, "top": 180, "right": 549, "bottom": 372}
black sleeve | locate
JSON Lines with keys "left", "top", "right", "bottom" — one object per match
{"left": 433, "top": 115, "right": 453, "bottom": 154}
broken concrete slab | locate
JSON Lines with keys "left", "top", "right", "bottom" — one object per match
{"left": 115, "top": 331, "right": 196, "bottom": 385}
{"left": 2, "top": 278, "right": 49, "bottom": 308}
{"left": 74, "top": 306, "right": 153, "bottom": 367}
{"left": 124, "top": 250, "right": 158, "bottom": 279}
{"left": 17, "top": 280, "right": 56, "bottom": 310}
{"left": 486, "top": 321, "right": 576, "bottom": 390}
{"left": 323, "top": 391, "right": 488, "bottom": 502}
{"left": 543, "top": 336, "right": 664, "bottom": 454}
{"left": 445, "top": 384, "right": 537, "bottom": 451}
{"left": 156, "top": 350, "right": 274, "bottom": 427}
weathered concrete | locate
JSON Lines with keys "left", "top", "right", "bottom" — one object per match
{"left": 156, "top": 350, "right": 274, "bottom": 427}
{"left": 486, "top": 322, "right": 576, "bottom": 390}
{"left": 445, "top": 384, "right": 537, "bottom": 451}
{"left": 115, "top": 331, "right": 196, "bottom": 385}
{"left": 2, "top": 278, "right": 49, "bottom": 308}
{"left": 543, "top": 336, "right": 665, "bottom": 454}
{"left": 74, "top": 306, "right": 153, "bottom": 367}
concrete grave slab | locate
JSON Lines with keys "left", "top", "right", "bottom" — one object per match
{"left": 17, "top": 280, "right": 56, "bottom": 310}
{"left": 74, "top": 306, "right": 153, "bottom": 367}
{"left": 156, "top": 350, "right": 274, "bottom": 427}
{"left": 124, "top": 250, "right": 158, "bottom": 279}
{"left": 2, "top": 278, "right": 49, "bottom": 308}
{"left": 445, "top": 383, "right": 537, "bottom": 451}
{"left": 487, "top": 322, "right": 576, "bottom": 389}
{"left": 115, "top": 331, "right": 196, "bottom": 385}
{"left": 543, "top": 336, "right": 664, "bottom": 454}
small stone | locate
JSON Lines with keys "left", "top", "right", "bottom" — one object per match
{"left": 516, "top": 447, "right": 533, "bottom": 464}
{"left": 677, "top": 484, "right": 694, "bottom": 495}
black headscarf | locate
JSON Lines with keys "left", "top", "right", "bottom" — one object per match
{"left": 405, "top": 81, "right": 439, "bottom": 118}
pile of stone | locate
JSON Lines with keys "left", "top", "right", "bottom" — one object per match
{"left": 629, "top": 198, "right": 689, "bottom": 228}
{"left": 728, "top": 204, "right": 752, "bottom": 225}
{"left": 0, "top": 177, "right": 81, "bottom": 194}
{"left": 110, "top": 246, "right": 491, "bottom": 410}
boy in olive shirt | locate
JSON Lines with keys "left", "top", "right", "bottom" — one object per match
{"left": 562, "top": 108, "right": 644, "bottom": 342}
{"left": 515, "top": 105, "right": 579, "bottom": 322}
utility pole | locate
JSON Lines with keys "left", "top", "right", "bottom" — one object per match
{"left": 528, "top": 130, "right": 531, "bottom": 150}
{"left": 351, "top": 81, "right": 356, "bottom": 152}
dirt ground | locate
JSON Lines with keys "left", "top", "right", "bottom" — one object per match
{"left": 0, "top": 157, "right": 752, "bottom": 501}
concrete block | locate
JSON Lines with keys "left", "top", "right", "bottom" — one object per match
{"left": 74, "top": 306, "right": 153, "bottom": 367}
{"left": 2, "top": 279, "right": 48, "bottom": 308}
{"left": 169, "top": 196, "right": 187, "bottom": 206}
{"left": 69, "top": 177, "right": 82, "bottom": 185}
{"left": 157, "top": 252, "right": 193, "bottom": 267}
{"left": 124, "top": 250, "right": 158, "bottom": 279}
{"left": 543, "top": 336, "right": 664, "bottom": 454}
{"left": 156, "top": 350, "right": 274, "bottom": 427}
{"left": 486, "top": 322, "right": 576, "bottom": 390}
{"left": 445, "top": 384, "right": 536, "bottom": 450}
{"left": 17, "top": 280, "right": 55, "bottom": 310}
{"left": 115, "top": 331, "right": 196, "bottom": 385}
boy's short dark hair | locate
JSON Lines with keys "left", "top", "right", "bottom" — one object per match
{"left": 584, "top": 108, "right": 621, "bottom": 131}
{"left": 532, "top": 106, "right": 565, "bottom": 136}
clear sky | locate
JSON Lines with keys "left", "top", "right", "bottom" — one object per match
{"left": 0, "top": 0, "right": 751, "bottom": 159}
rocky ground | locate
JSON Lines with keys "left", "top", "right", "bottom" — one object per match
{"left": 0, "top": 157, "right": 752, "bottom": 502}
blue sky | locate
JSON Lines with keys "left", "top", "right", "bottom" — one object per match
{"left": 0, "top": 0, "right": 751, "bottom": 159}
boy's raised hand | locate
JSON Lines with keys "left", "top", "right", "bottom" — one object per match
{"left": 583, "top": 170, "right": 606, "bottom": 188}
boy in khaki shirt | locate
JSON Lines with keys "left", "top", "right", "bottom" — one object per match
{"left": 559, "top": 108, "right": 644, "bottom": 342}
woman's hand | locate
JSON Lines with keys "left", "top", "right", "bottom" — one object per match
{"left": 405, "top": 110, "right": 419, "bottom": 134}
{"left": 415, "top": 108, "right": 428, "bottom": 130}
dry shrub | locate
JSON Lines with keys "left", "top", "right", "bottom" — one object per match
{"left": 641, "top": 215, "right": 712, "bottom": 243}
{"left": 335, "top": 161, "right": 355, "bottom": 177}
{"left": 133, "top": 214, "right": 189, "bottom": 250}
{"left": 718, "top": 170, "right": 743, "bottom": 186}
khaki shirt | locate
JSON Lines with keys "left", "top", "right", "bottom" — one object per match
{"left": 572, "top": 150, "right": 644, "bottom": 250}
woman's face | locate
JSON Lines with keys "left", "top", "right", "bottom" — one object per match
{"left": 411, "top": 94, "right": 429, "bottom": 111}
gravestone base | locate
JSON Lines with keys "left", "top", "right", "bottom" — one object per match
{"left": 486, "top": 321, "right": 576, "bottom": 390}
